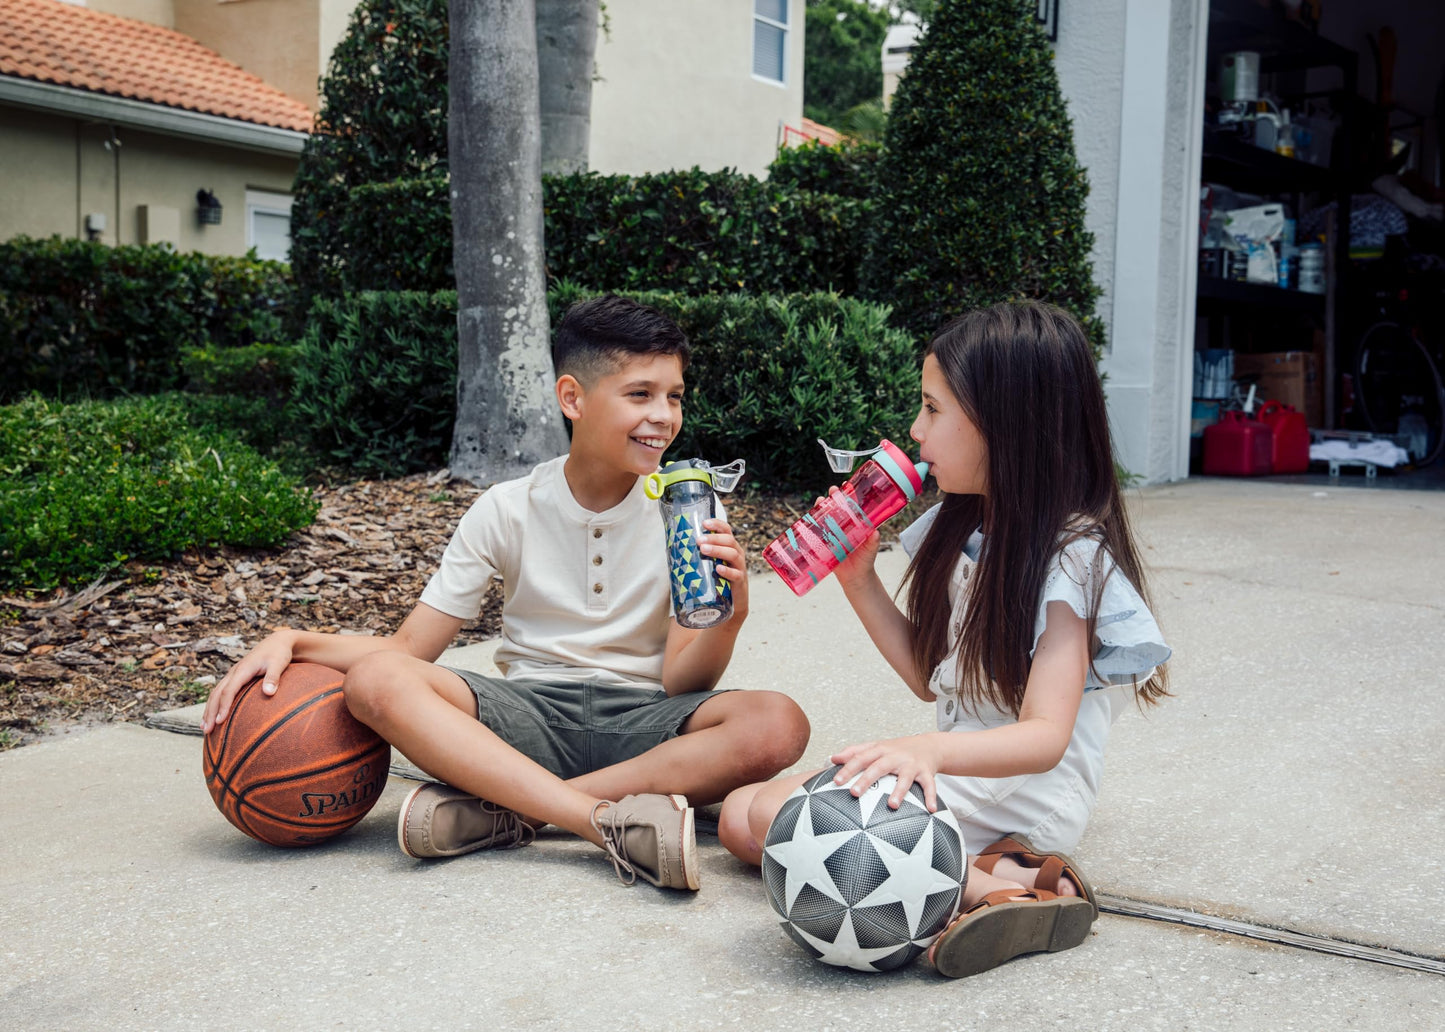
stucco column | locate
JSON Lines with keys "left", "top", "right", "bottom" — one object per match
{"left": 1099, "top": 0, "right": 1208, "bottom": 482}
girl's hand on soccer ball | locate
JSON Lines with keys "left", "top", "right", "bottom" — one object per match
{"left": 830, "top": 735, "right": 944, "bottom": 812}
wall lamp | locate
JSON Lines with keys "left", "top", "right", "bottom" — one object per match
{"left": 196, "top": 189, "right": 223, "bottom": 226}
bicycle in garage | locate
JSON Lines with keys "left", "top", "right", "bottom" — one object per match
{"left": 1349, "top": 273, "right": 1445, "bottom": 469}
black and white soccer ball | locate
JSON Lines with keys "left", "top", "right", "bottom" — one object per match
{"left": 761, "top": 765, "right": 966, "bottom": 972}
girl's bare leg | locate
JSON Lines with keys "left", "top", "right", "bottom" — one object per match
{"left": 717, "top": 769, "right": 820, "bottom": 865}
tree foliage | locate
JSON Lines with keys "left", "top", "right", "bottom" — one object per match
{"left": 288, "top": 0, "right": 450, "bottom": 316}
{"left": 803, "top": 0, "right": 890, "bottom": 129}
{"left": 862, "top": 0, "right": 1101, "bottom": 348}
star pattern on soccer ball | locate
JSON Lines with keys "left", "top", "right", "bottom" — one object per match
{"left": 786, "top": 912, "right": 911, "bottom": 972}
{"left": 762, "top": 795, "right": 861, "bottom": 912}
{"left": 854, "top": 819, "right": 964, "bottom": 938}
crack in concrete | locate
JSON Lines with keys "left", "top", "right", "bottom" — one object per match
{"left": 1100, "top": 894, "right": 1445, "bottom": 975}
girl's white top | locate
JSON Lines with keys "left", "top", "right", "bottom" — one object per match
{"left": 896, "top": 504, "right": 1172, "bottom": 852}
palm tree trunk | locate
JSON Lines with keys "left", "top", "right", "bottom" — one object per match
{"left": 536, "top": 0, "right": 598, "bottom": 175}
{"left": 448, "top": 0, "right": 569, "bottom": 484}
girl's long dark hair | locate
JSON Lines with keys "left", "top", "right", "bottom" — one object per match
{"left": 903, "top": 301, "right": 1169, "bottom": 714}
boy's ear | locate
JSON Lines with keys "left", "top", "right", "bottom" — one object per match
{"left": 556, "top": 374, "right": 585, "bottom": 421}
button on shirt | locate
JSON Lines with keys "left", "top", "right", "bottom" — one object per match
{"left": 420, "top": 456, "right": 671, "bottom": 689}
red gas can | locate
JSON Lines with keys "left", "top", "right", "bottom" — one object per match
{"left": 1257, "top": 400, "right": 1310, "bottom": 474}
{"left": 1202, "top": 409, "right": 1273, "bottom": 476}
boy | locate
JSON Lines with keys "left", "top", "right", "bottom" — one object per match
{"left": 201, "top": 295, "right": 810, "bottom": 890}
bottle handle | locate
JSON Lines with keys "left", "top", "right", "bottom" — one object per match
{"left": 817, "top": 438, "right": 880, "bottom": 473}
{"left": 644, "top": 459, "right": 747, "bottom": 498}
{"left": 707, "top": 459, "right": 747, "bottom": 493}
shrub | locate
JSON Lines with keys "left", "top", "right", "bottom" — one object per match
{"left": 290, "top": 0, "right": 450, "bottom": 320}
{"left": 182, "top": 343, "right": 298, "bottom": 399}
{"left": 0, "top": 237, "right": 293, "bottom": 401}
{"left": 290, "top": 291, "right": 460, "bottom": 477}
{"left": 767, "top": 138, "right": 882, "bottom": 200}
{"left": 189, "top": 253, "right": 293, "bottom": 347}
{"left": 287, "top": 286, "right": 918, "bottom": 487}
{"left": 545, "top": 170, "right": 866, "bottom": 297}
{"left": 862, "top": 0, "right": 1103, "bottom": 348}
{"left": 335, "top": 171, "right": 868, "bottom": 297}
{"left": 178, "top": 346, "right": 309, "bottom": 472}
{"left": 337, "top": 177, "right": 454, "bottom": 293}
{"left": 0, "top": 394, "right": 318, "bottom": 589}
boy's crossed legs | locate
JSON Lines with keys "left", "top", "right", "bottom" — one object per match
{"left": 343, "top": 650, "right": 809, "bottom": 890}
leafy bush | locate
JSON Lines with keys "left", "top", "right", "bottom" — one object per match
{"left": 0, "top": 236, "right": 293, "bottom": 402}
{"left": 333, "top": 171, "right": 868, "bottom": 297}
{"left": 294, "top": 0, "right": 872, "bottom": 305}
{"left": 287, "top": 286, "right": 917, "bottom": 486}
{"left": 335, "top": 177, "right": 454, "bottom": 293}
{"left": 0, "top": 394, "right": 318, "bottom": 589}
{"left": 182, "top": 343, "right": 298, "bottom": 399}
{"left": 290, "top": 291, "right": 460, "bottom": 477}
{"left": 545, "top": 170, "right": 866, "bottom": 297}
{"left": 767, "top": 138, "right": 882, "bottom": 200}
{"left": 290, "top": 0, "right": 450, "bottom": 320}
{"left": 862, "top": 0, "right": 1103, "bottom": 348}
{"left": 177, "top": 346, "right": 309, "bottom": 473}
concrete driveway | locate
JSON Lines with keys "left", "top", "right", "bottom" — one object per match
{"left": 2, "top": 478, "right": 1441, "bottom": 1030}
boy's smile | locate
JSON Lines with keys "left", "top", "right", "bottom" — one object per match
{"left": 559, "top": 353, "right": 687, "bottom": 509}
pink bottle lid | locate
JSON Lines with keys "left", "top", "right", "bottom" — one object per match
{"left": 871, "top": 439, "right": 930, "bottom": 500}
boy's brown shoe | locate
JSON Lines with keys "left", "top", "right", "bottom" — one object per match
{"left": 590, "top": 793, "right": 699, "bottom": 891}
{"left": 398, "top": 782, "right": 535, "bottom": 859}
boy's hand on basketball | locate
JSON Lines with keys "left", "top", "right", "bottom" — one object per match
{"left": 201, "top": 630, "right": 295, "bottom": 734}
{"left": 830, "top": 735, "right": 944, "bottom": 812}
{"left": 700, "top": 517, "right": 749, "bottom": 619}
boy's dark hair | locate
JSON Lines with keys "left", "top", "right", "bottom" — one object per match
{"left": 552, "top": 295, "right": 691, "bottom": 384}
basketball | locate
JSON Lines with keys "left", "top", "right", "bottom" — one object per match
{"left": 202, "top": 662, "right": 390, "bottom": 847}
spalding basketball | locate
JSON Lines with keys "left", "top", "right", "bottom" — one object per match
{"left": 202, "top": 663, "right": 390, "bottom": 847}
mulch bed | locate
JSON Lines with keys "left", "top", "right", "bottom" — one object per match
{"left": 1, "top": 471, "right": 934, "bottom": 750}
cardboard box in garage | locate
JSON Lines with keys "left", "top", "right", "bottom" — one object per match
{"left": 1233, "top": 350, "right": 1323, "bottom": 427}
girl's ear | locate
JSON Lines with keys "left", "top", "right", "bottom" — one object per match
{"left": 556, "top": 374, "right": 585, "bottom": 420}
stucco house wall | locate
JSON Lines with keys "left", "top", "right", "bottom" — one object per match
{"left": 0, "top": 103, "right": 297, "bottom": 252}
{"left": 589, "top": 0, "right": 805, "bottom": 177}
{"left": 173, "top": 0, "right": 323, "bottom": 110}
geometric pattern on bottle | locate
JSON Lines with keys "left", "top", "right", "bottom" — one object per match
{"left": 666, "top": 511, "right": 730, "bottom": 606}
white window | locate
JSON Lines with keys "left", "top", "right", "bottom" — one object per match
{"left": 752, "top": 0, "right": 788, "bottom": 85}
{"left": 245, "top": 189, "right": 293, "bottom": 262}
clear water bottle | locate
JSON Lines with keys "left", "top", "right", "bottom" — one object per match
{"left": 762, "top": 439, "right": 929, "bottom": 597}
{"left": 644, "top": 458, "right": 745, "bottom": 629}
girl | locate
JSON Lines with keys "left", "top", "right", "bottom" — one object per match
{"left": 718, "top": 300, "right": 1171, "bottom": 978}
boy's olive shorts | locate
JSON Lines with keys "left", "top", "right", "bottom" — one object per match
{"left": 443, "top": 667, "right": 732, "bottom": 780}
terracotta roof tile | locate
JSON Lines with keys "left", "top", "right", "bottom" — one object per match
{"left": 799, "top": 118, "right": 844, "bottom": 146}
{"left": 0, "top": 0, "right": 313, "bottom": 132}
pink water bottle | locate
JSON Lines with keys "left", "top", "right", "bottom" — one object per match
{"left": 762, "top": 439, "right": 929, "bottom": 596}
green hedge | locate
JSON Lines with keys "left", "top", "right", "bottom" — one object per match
{"left": 290, "top": 286, "right": 918, "bottom": 486}
{"left": 0, "top": 394, "right": 317, "bottom": 589}
{"left": 0, "top": 237, "right": 294, "bottom": 402}
{"left": 766, "top": 139, "right": 881, "bottom": 200}
{"left": 291, "top": 290, "right": 461, "bottom": 477}
{"left": 328, "top": 169, "right": 868, "bottom": 297}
